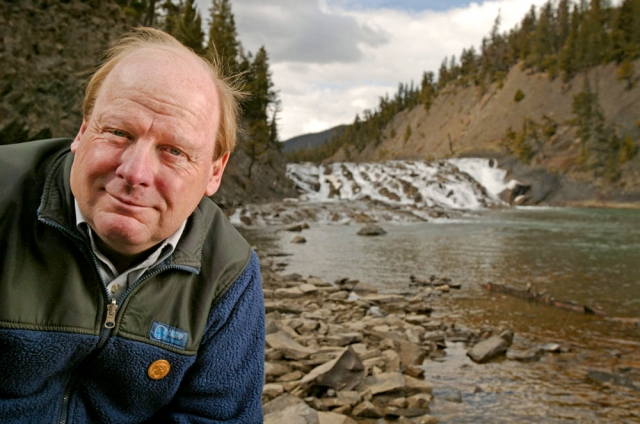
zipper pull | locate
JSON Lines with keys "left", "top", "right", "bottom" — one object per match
{"left": 104, "top": 299, "right": 117, "bottom": 329}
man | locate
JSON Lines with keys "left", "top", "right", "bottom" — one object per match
{"left": 0, "top": 28, "right": 264, "bottom": 423}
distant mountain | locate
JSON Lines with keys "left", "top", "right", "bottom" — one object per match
{"left": 282, "top": 125, "right": 346, "bottom": 153}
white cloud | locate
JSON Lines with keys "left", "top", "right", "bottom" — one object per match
{"left": 196, "top": 0, "right": 550, "bottom": 140}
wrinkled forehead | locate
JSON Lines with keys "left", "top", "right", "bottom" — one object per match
{"left": 99, "top": 47, "right": 221, "bottom": 137}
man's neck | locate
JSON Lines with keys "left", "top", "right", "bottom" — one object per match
{"left": 94, "top": 237, "right": 156, "bottom": 274}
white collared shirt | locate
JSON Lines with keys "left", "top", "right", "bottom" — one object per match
{"left": 74, "top": 200, "right": 186, "bottom": 301}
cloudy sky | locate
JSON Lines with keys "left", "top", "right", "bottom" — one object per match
{"left": 194, "top": 0, "right": 550, "bottom": 140}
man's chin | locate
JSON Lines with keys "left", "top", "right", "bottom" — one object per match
{"left": 93, "top": 218, "right": 156, "bottom": 256}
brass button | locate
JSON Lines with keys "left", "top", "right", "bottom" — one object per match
{"left": 148, "top": 359, "right": 171, "bottom": 380}
{"left": 110, "top": 284, "right": 120, "bottom": 293}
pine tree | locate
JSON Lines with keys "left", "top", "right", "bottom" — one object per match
{"left": 116, "top": 0, "right": 159, "bottom": 26}
{"left": 420, "top": 71, "right": 436, "bottom": 111}
{"left": 207, "top": 0, "right": 241, "bottom": 72}
{"left": 243, "top": 46, "right": 279, "bottom": 175}
{"left": 161, "top": 0, "right": 181, "bottom": 35}
{"left": 530, "top": 1, "right": 558, "bottom": 75}
{"left": 559, "top": 4, "right": 582, "bottom": 81}
{"left": 611, "top": 0, "right": 640, "bottom": 62}
{"left": 174, "top": 0, "right": 205, "bottom": 53}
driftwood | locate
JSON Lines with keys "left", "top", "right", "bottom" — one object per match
{"left": 480, "top": 282, "right": 607, "bottom": 316}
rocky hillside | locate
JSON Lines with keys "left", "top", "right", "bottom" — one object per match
{"left": 0, "top": 0, "right": 129, "bottom": 142}
{"left": 0, "top": 0, "right": 293, "bottom": 207}
{"left": 331, "top": 61, "right": 640, "bottom": 206}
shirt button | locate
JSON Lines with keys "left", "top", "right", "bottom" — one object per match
{"left": 110, "top": 284, "right": 120, "bottom": 293}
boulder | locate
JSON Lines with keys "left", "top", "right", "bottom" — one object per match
{"left": 264, "top": 401, "right": 320, "bottom": 424}
{"left": 397, "top": 340, "right": 426, "bottom": 367}
{"left": 406, "top": 393, "right": 433, "bottom": 410}
{"left": 275, "top": 287, "right": 306, "bottom": 299}
{"left": 299, "top": 283, "right": 319, "bottom": 294}
{"left": 263, "top": 393, "right": 306, "bottom": 416}
{"left": 266, "top": 331, "right": 319, "bottom": 360}
{"left": 405, "top": 375, "right": 434, "bottom": 395}
{"left": 403, "top": 365, "right": 425, "bottom": 379}
{"left": 292, "top": 236, "right": 307, "bottom": 243}
{"left": 325, "top": 332, "right": 364, "bottom": 347}
{"left": 265, "top": 361, "right": 292, "bottom": 378}
{"left": 357, "top": 224, "right": 387, "bottom": 236}
{"left": 262, "top": 383, "right": 284, "bottom": 401}
{"left": 351, "top": 401, "right": 384, "bottom": 418}
{"left": 317, "top": 411, "right": 357, "bottom": 424}
{"left": 507, "top": 348, "right": 542, "bottom": 362}
{"left": 358, "top": 372, "right": 406, "bottom": 396}
{"left": 300, "top": 346, "right": 365, "bottom": 391}
{"left": 467, "top": 335, "right": 508, "bottom": 363}
{"left": 286, "top": 223, "right": 310, "bottom": 232}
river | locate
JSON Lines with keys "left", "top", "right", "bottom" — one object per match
{"left": 240, "top": 206, "right": 640, "bottom": 423}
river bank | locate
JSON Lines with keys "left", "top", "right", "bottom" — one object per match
{"left": 257, "top": 241, "right": 640, "bottom": 423}
{"left": 246, "top": 207, "right": 640, "bottom": 423}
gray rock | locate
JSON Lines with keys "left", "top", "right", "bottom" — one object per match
{"left": 317, "top": 411, "right": 357, "bottom": 424}
{"left": 351, "top": 401, "right": 384, "bottom": 418}
{"left": 262, "top": 383, "right": 284, "bottom": 401}
{"left": 467, "top": 335, "right": 508, "bottom": 363}
{"left": 286, "top": 223, "right": 310, "bottom": 232}
{"left": 397, "top": 340, "right": 426, "bottom": 367}
{"left": 264, "top": 401, "right": 320, "bottom": 424}
{"left": 265, "top": 361, "right": 292, "bottom": 378}
{"left": 266, "top": 331, "right": 318, "bottom": 360}
{"left": 325, "top": 332, "right": 364, "bottom": 347}
{"left": 357, "top": 224, "right": 387, "bottom": 236}
{"left": 507, "top": 348, "right": 542, "bottom": 362}
{"left": 263, "top": 393, "right": 306, "bottom": 416}
{"left": 358, "top": 372, "right": 406, "bottom": 396}
{"left": 300, "top": 346, "right": 365, "bottom": 391}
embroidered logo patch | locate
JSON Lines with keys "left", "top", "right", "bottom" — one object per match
{"left": 150, "top": 322, "right": 188, "bottom": 349}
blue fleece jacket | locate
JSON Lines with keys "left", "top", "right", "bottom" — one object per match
{"left": 0, "top": 139, "right": 265, "bottom": 423}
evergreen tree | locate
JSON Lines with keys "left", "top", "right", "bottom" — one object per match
{"left": 243, "top": 46, "right": 279, "bottom": 176}
{"left": 420, "top": 71, "right": 436, "bottom": 111}
{"left": 175, "top": 0, "right": 205, "bottom": 53}
{"left": 207, "top": 0, "right": 241, "bottom": 72}
{"left": 611, "top": 0, "right": 640, "bottom": 62}
{"left": 559, "top": 4, "right": 582, "bottom": 81}
{"left": 529, "top": 1, "right": 558, "bottom": 75}
{"left": 161, "top": 0, "right": 181, "bottom": 35}
{"left": 556, "top": 0, "right": 572, "bottom": 50}
{"left": 572, "top": 80, "right": 609, "bottom": 174}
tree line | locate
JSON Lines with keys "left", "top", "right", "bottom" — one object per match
{"left": 287, "top": 0, "right": 640, "bottom": 175}
{"left": 116, "top": 0, "right": 280, "bottom": 177}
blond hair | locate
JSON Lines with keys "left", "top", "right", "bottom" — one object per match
{"left": 83, "top": 27, "right": 243, "bottom": 160}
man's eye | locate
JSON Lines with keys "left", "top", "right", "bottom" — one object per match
{"left": 167, "top": 147, "right": 183, "bottom": 157}
{"left": 111, "top": 130, "right": 128, "bottom": 138}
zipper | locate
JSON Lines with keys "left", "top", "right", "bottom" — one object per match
{"left": 39, "top": 215, "right": 199, "bottom": 424}
{"left": 104, "top": 299, "right": 118, "bottom": 328}
{"left": 39, "top": 217, "right": 112, "bottom": 424}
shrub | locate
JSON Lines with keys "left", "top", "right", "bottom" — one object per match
{"left": 514, "top": 89, "right": 525, "bottom": 102}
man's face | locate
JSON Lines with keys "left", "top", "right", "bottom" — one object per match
{"left": 70, "top": 48, "right": 228, "bottom": 257}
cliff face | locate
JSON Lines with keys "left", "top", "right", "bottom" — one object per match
{"left": 0, "top": 0, "right": 293, "bottom": 206}
{"left": 0, "top": 0, "right": 129, "bottom": 142}
{"left": 332, "top": 60, "right": 640, "bottom": 205}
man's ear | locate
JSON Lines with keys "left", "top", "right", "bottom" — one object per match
{"left": 205, "top": 151, "right": 230, "bottom": 196}
{"left": 70, "top": 118, "right": 88, "bottom": 153}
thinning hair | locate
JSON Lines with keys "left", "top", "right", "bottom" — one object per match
{"left": 82, "top": 27, "right": 243, "bottom": 160}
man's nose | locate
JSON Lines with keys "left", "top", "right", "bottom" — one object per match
{"left": 116, "top": 141, "right": 156, "bottom": 188}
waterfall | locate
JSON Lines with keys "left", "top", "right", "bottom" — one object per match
{"left": 286, "top": 158, "right": 509, "bottom": 211}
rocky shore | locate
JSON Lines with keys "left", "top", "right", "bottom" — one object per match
{"left": 258, "top": 247, "right": 573, "bottom": 423}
